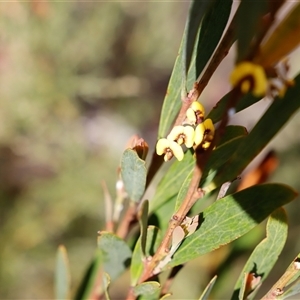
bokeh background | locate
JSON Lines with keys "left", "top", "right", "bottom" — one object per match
{"left": 1, "top": 1, "right": 300, "bottom": 299}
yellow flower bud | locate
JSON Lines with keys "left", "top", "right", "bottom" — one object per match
{"left": 194, "top": 123, "right": 205, "bottom": 146}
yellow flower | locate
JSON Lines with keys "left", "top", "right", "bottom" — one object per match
{"left": 230, "top": 62, "right": 267, "bottom": 97}
{"left": 186, "top": 101, "right": 205, "bottom": 125}
{"left": 156, "top": 138, "right": 184, "bottom": 161}
{"left": 194, "top": 118, "right": 215, "bottom": 149}
{"left": 167, "top": 125, "right": 195, "bottom": 148}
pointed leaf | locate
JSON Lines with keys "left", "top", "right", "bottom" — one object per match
{"left": 130, "top": 226, "right": 162, "bottom": 286}
{"left": 121, "top": 149, "right": 146, "bottom": 202}
{"left": 55, "top": 245, "right": 71, "bottom": 300}
{"left": 158, "top": 19, "right": 197, "bottom": 139}
{"left": 255, "top": 3, "right": 300, "bottom": 67}
{"left": 133, "top": 281, "right": 161, "bottom": 300}
{"left": 199, "top": 275, "right": 218, "bottom": 300}
{"left": 97, "top": 232, "right": 132, "bottom": 281}
{"left": 195, "top": 0, "right": 232, "bottom": 78}
{"left": 232, "top": 208, "right": 288, "bottom": 300}
{"left": 208, "top": 73, "right": 300, "bottom": 192}
{"left": 75, "top": 250, "right": 103, "bottom": 300}
{"left": 169, "top": 184, "right": 296, "bottom": 267}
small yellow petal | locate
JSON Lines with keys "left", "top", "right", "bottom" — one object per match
{"left": 204, "top": 118, "right": 215, "bottom": 138}
{"left": 167, "top": 126, "right": 184, "bottom": 142}
{"left": 156, "top": 138, "right": 170, "bottom": 155}
{"left": 183, "top": 126, "right": 195, "bottom": 148}
{"left": 194, "top": 123, "right": 205, "bottom": 146}
{"left": 186, "top": 107, "right": 197, "bottom": 124}
{"left": 191, "top": 101, "right": 205, "bottom": 116}
{"left": 169, "top": 141, "right": 184, "bottom": 161}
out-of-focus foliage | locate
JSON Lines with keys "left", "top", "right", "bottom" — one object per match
{"left": 0, "top": 2, "right": 188, "bottom": 298}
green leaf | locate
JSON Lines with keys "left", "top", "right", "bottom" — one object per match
{"left": 120, "top": 149, "right": 147, "bottom": 202}
{"left": 97, "top": 232, "right": 132, "bottom": 282}
{"left": 199, "top": 275, "right": 218, "bottom": 300}
{"left": 133, "top": 281, "right": 161, "bottom": 300}
{"left": 184, "top": 0, "right": 211, "bottom": 78}
{"left": 236, "top": 0, "right": 268, "bottom": 62}
{"left": 169, "top": 184, "right": 296, "bottom": 267}
{"left": 207, "top": 73, "right": 300, "bottom": 192}
{"left": 158, "top": 25, "right": 196, "bottom": 139}
{"left": 149, "top": 150, "right": 194, "bottom": 213}
{"left": 174, "top": 168, "right": 194, "bottom": 211}
{"left": 231, "top": 208, "right": 288, "bottom": 300}
{"left": 130, "top": 226, "right": 162, "bottom": 286}
{"left": 55, "top": 245, "right": 71, "bottom": 300}
{"left": 75, "top": 250, "right": 103, "bottom": 300}
{"left": 195, "top": 0, "right": 232, "bottom": 78}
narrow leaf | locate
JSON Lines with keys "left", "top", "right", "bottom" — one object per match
{"left": 75, "top": 250, "right": 103, "bottom": 300}
{"left": 208, "top": 73, "right": 300, "bottom": 192}
{"left": 97, "top": 232, "right": 132, "bottom": 281}
{"left": 169, "top": 184, "right": 296, "bottom": 267}
{"left": 199, "top": 275, "right": 218, "bottom": 300}
{"left": 55, "top": 245, "right": 71, "bottom": 300}
{"left": 231, "top": 208, "right": 288, "bottom": 300}
{"left": 130, "top": 226, "right": 162, "bottom": 286}
{"left": 195, "top": 0, "right": 232, "bottom": 78}
{"left": 158, "top": 32, "right": 197, "bottom": 139}
{"left": 174, "top": 168, "right": 194, "bottom": 211}
{"left": 121, "top": 149, "right": 146, "bottom": 202}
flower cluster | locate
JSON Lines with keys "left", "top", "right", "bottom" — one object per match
{"left": 156, "top": 101, "right": 215, "bottom": 162}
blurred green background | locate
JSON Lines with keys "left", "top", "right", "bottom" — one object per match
{"left": 1, "top": 2, "right": 300, "bottom": 299}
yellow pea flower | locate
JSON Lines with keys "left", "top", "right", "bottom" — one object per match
{"left": 194, "top": 118, "right": 215, "bottom": 149}
{"left": 156, "top": 138, "right": 184, "bottom": 161}
{"left": 167, "top": 125, "right": 195, "bottom": 148}
{"left": 230, "top": 62, "right": 268, "bottom": 97}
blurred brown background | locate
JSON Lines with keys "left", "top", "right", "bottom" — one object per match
{"left": 1, "top": 1, "right": 300, "bottom": 299}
